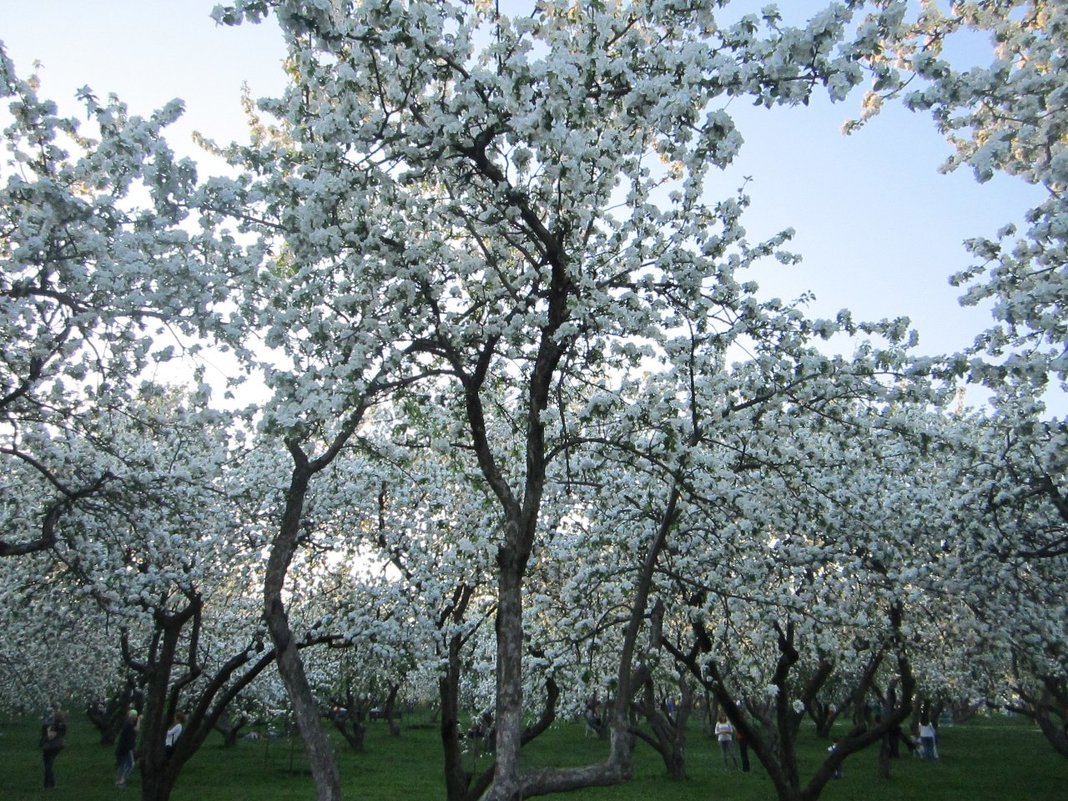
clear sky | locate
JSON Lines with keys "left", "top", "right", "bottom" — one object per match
{"left": 1, "top": 1, "right": 1047, "bottom": 379}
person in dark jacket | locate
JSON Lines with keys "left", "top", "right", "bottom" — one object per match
{"left": 115, "top": 709, "right": 139, "bottom": 787}
{"left": 40, "top": 709, "right": 67, "bottom": 789}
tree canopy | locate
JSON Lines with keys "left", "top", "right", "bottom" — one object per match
{"left": 1, "top": 3, "right": 1066, "bottom": 801}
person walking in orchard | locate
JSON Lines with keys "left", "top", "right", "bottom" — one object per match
{"left": 40, "top": 709, "right": 66, "bottom": 789}
{"left": 115, "top": 709, "right": 139, "bottom": 787}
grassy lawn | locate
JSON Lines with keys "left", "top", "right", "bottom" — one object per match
{"left": 2, "top": 712, "right": 1065, "bottom": 800}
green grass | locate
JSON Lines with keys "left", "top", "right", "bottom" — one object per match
{"left": 2, "top": 713, "right": 1065, "bottom": 800}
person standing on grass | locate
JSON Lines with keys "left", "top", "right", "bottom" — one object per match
{"left": 735, "top": 722, "right": 751, "bottom": 772}
{"left": 919, "top": 716, "right": 937, "bottom": 760}
{"left": 115, "top": 709, "right": 139, "bottom": 787}
{"left": 40, "top": 709, "right": 66, "bottom": 789}
{"left": 715, "top": 713, "right": 739, "bottom": 769}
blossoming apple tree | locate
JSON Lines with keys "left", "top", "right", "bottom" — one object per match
{"left": 6, "top": 3, "right": 1066, "bottom": 801}
{"left": 0, "top": 45, "right": 247, "bottom": 560}
{"left": 0, "top": 390, "right": 318, "bottom": 801}
{"left": 855, "top": 0, "right": 1068, "bottom": 753}
{"left": 204, "top": 1, "right": 960, "bottom": 798}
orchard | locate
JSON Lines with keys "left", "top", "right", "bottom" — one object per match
{"left": 1, "top": 3, "right": 1064, "bottom": 801}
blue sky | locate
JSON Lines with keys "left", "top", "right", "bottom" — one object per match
{"left": 1, "top": 1, "right": 1046, "bottom": 369}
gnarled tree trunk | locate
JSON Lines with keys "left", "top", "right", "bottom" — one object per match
{"left": 264, "top": 452, "right": 341, "bottom": 801}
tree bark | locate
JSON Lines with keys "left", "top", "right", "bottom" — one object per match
{"left": 383, "top": 683, "right": 402, "bottom": 737}
{"left": 441, "top": 634, "right": 476, "bottom": 801}
{"left": 264, "top": 454, "right": 341, "bottom": 801}
{"left": 1009, "top": 679, "right": 1068, "bottom": 758}
{"left": 86, "top": 680, "right": 137, "bottom": 745}
{"left": 633, "top": 675, "right": 692, "bottom": 780}
{"left": 485, "top": 553, "right": 525, "bottom": 801}
{"left": 214, "top": 712, "right": 248, "bottom": 747}
{"left": 436, "top": 581, "right": 494, "bottom": 801}
{"left": 330, "top": 709, "right": 367, "bottom": 751}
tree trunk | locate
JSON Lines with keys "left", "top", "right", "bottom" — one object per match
{"left": 214, "top": 712, "right": 248, "bottom": 747}
{"left": 1035, "top": 711, "right": 1068, "bottom": 758}
{"left": 139, "top": 768, "right": 177, "bottom": 801}
{"left": 86, "top": 680, "right": 136, "bottom": 745}
{"left": 383, "top": 684, "right": 402, "bottom": 737}
{"left": 1019, "top": 681, "right": 1068, "bottom": 758}
{"left": 633, "top": 674, "right": 692, "bottom": 780}
{"left": 266, "top": 601, "right": 340, "bottom": 798}
{"left": 331, "top": 711, "right": 366, "bottom": 751}
{"left": 485, "top": 556, "right": 525, "bottom": 801}
{"left": 135, "top": 598, "right": 201, "bottom": 801}
{"left": 808, "top": 698, "right": 842, "bottom": 740}
{"left": 504, "top": 483, "right": 684, "bottom": 798}
{"left": 440, "top": 641, "right": 471, "bottom": 801}
{"left": 264, "top": 456, "right": 341, "bottom": 801}
{"left": 877, "top": 732, "right": 892, "bottom": 780}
